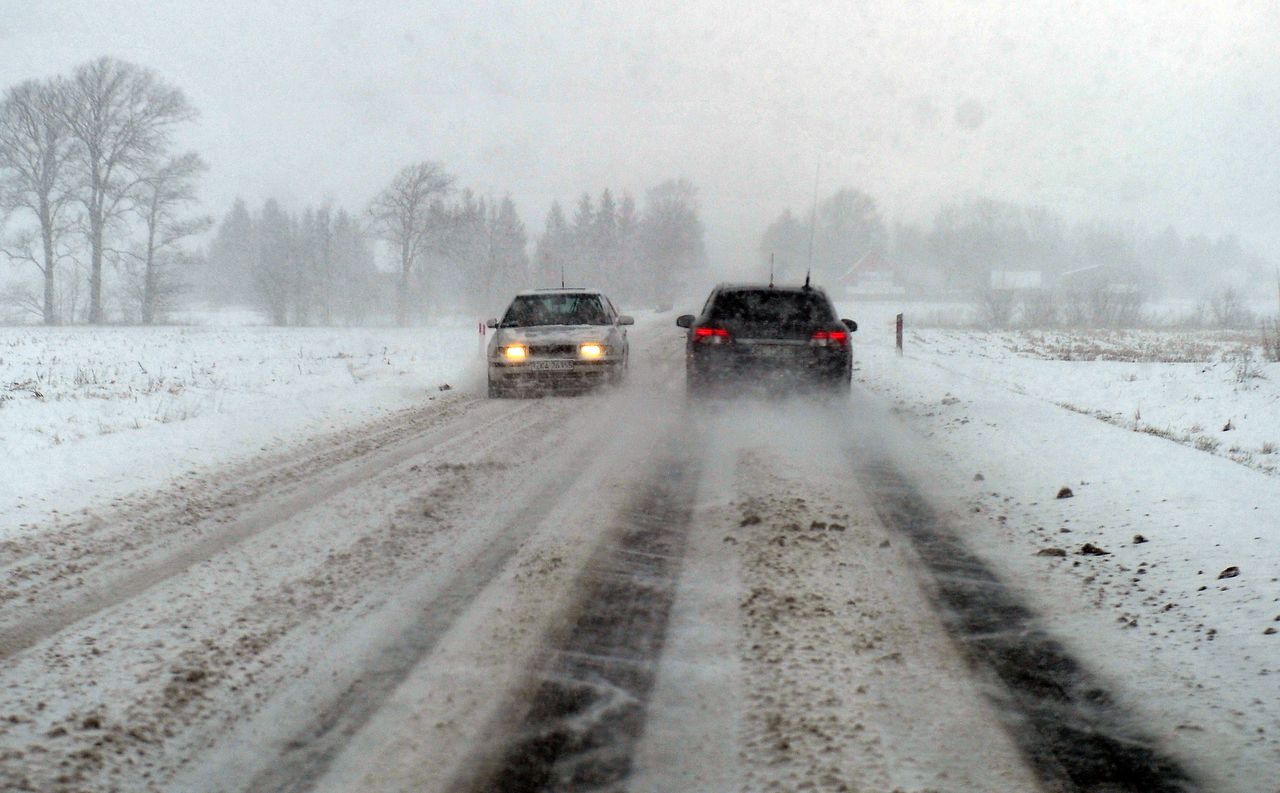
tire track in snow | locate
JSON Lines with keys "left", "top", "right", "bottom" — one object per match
{"left": 238, "top": 406, "right": 615, "bottom": 793}
{"left": 856, "top": 456, "right": 1201, "bottom": 793}
{"left": 0, "top": 398, "right": 540, "bottom": 661}
{"left": 457, "top": 435, "right": 701, "bottom": 793}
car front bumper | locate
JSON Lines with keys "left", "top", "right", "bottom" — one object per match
{"left": 489, "top": 358, "right": 622, "bottom": 392}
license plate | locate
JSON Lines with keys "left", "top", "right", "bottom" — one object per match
{"left": 530, "top": 360, "right": 574, "bottom": 371}
{"left": 751, "top": 345, "right": 794, "bottom": 358}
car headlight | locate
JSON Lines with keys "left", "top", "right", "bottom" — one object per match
{"left": 579, "top": 343, "right": 605, "bottom": 359}
{"left": 503, "top": 344, "right": 528, "bottom": 361}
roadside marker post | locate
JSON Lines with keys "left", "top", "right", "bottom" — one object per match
{"left": 896, "top": 313, "right": 904, "bottom": 356}
{"left": 478, "top": 320, "right": 486, "bottom": 359}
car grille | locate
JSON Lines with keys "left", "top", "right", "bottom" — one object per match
{"left": 529, "top": 344, "right": 579, "bottom": 357}
{"left": 503, "top": 368, "right": 609, "bottom": 390}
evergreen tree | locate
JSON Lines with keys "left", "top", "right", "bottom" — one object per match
{"left": 534, "top": 201, "right": 571, "bottom": 287}
{"left": 615, "top": 192, "right": 639, "bottom": 304}
{"left": 570, "top": 192, "right": 595, "bottom": 284}
{"left": 638, "top": 178, "right": 706, "bottom": 305}
{"left": 489, "top": 195, "right": 528, "bottom": 305}
{"left": 594, "top": 189, "right": 619, "bottom": 285}
{"left": 254, "top": 198, "right": 293, "bottom": 325}
{"left": 205, "top": 198, "right": 255, "bottom": 304}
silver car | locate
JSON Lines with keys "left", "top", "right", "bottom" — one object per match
{"left": 486, "top": 288, "right": 633, "bottom": 397}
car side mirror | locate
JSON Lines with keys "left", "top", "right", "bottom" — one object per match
{"left": 485, "top": 318, "right": 498, "bottom": 329}
{"left": 617, "top": 315, "right": 635, "bottom": 326}
{"left": 676, "top": 314, "right": 694, "bottom": 328}
{"left": 841, "top": 318, "right": 857, "bottom": 332}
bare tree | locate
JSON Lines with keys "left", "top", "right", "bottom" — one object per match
{"left": 59, "top": 57, "right": 196, "bottom": 323}
{"left": 0, "top": 78, "right": 74, "bottom": 324}
{"left": 1206, "top": 286, "right": 1253, "bottom": 329}
{"left": 0, "top": 281, "right": 43, "bottom": 322}
{"left": 975, "top": 285, "right": 1016, "bottom": 328}
{"left": 122, "top": 152, "right": 210, "bottom": 323}
{"left": 368, "top": 162, "right": 454, "bottom": 326}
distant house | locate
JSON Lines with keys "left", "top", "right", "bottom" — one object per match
{"left": 987, "top": 266, "right": 1142, "bottom": 296}
{"left": 1056, "top": 263, "right": 1142, "bottom": 295}
{"left": 988, "top": 270, "right": 1044, "bottom": 292}
{"left": 838, "top": 249, "right": 905, "bottom": 298}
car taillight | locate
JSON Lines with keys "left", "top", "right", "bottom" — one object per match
{"left": 693, "top": 326, "right": 731, "bottom": 344}
{"left": 810, "top": 330, "right": 849, "bottom": 347}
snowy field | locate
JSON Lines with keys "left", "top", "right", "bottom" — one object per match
{"left": 0, "top": 324, "right": 481, "bottom": 532}
{"left": 913, "top": 328, "right": 1278, "bottom": 473}
{"left": 842, "top": 301, "right": 1280, "bottom": 473}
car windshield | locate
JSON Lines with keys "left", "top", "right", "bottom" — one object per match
{"left": 709, "top": 290, "right": 836, "bottom": 326}
{"left": 501, "top": 294, "right": 608, "bottom": 326}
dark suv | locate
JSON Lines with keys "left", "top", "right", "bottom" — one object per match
{"left": 676, "top": 284, "right": 856, "bottom": 395}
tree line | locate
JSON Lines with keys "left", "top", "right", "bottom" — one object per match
{"left": 0, "top": 57, "right": 206, "bottom": 325}
{"left": 361, "top": 162, "right": 531, "bottom": 325}
{"left": 200, "top": 199, "right": 377, "bottom": 326}
{"left": 198, "top": 169, "right": 706, "bottom": 327}
{"left": 533, "top": 178, "right": 707, "bottom": 309}
{"left": 2, "top": 57, "right": 710, "bottom": 327}
{"left": 355, "top": 168, "right": 707, "bottom": 326}
{"left": 761, "top": 189, "right": 1275, "bottom": 326}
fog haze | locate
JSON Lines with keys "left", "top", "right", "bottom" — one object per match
{"left": 2, "top": 0, "right": 1277, "bottom": 272}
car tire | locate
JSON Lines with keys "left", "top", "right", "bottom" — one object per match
{"left": 686, "top": 367, "right": 708, "bottom": 398}
{"left": 825, "top": 370, "right": 852, "bottom": 397}
{"left": 487, "top": 377, "right": 506, "bottom": 399}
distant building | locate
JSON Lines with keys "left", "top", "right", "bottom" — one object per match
{"left": 1056, "top": 263, "right": 1143, "bottom": 295}
{"left": 988, "top": 270, "right": 1044, "bottom": 291}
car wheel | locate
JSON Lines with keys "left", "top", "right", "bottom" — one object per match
{"left": 487, "top": 377, "right": 506, "bottom": 398}
{"left": 686, "top": 367, "right": 707, "bottom": 398}
{"left": 823, "top": 370, "right": 851, "bottom": 397}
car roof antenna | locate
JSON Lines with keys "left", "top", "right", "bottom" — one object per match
{"left": 769, "top": 253, "right": 774, "bottom": 288}
{"left": 804, "top": 158, "right": 820, "bottom": 291}
{"left": 560, "top": 265, "right": 565, "bottom": 289}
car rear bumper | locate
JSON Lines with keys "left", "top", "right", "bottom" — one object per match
{"left": 689, "top": 345, "right": 849, "bottom": 376}
{"left": 687, "top": 345, "right": 849, "bottom": 393}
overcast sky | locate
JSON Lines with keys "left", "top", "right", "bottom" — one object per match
{"left": 2, "top": 0, "right": 1277, "bottom": 273}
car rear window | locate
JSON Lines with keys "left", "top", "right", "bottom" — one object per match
{"left": 708, "top": 290, "right": 836, "bottom": 325}
{"left": 502, "top": 294, "right": 609, "bottom": 326}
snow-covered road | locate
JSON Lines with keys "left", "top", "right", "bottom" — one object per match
{"left": 1, "top": 317, "right": 1273, "bottom": 792}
